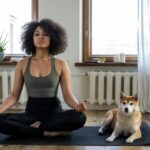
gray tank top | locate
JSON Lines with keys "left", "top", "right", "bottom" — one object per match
{"left": 24, "top": 57, "right": 60, "bottom": 98}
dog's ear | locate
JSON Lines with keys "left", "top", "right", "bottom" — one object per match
{"left": 120, "top": 91, "right": 126, "bottom": 100}
{"left": 133, "top": 93, "right": 138, "bottom": 101}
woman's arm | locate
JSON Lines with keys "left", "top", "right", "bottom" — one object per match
{"left": 60, "top": 60, "right": 86, "bottom": 112}
{"left": 0, "top": 60, "right": 24, "bottom": 113}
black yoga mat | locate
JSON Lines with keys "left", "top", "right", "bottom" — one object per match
{"left": 0, "top": 122, "right": 149, "bottom": 146}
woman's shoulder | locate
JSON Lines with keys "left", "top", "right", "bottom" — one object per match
{"left": 17, "top": 57, "right": 30, "bottom": 66}
{"left": 54, "top": 57, "right": 69, "bottom": 70}
{"left": 16, "top": 57, "right": 31, "bottom": 75}
{"left": 54, "top": 57, "right": 67, "bottom": 66}
{"left": 15, "top": 57, "right": 30, "bottom": 72}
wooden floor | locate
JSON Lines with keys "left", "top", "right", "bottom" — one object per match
{"left": 0, "top": 110, "right": 149, "bottom": 150}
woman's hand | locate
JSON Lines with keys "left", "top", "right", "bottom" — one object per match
{"left": 75, "top": 102, "right": 86, "bottom": 112}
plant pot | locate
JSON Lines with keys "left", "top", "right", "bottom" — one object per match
{"left": 0, "top": 52, "right": 5, "bottom": 61}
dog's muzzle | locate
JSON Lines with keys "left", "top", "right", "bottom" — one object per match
{"left": 124, "top": 107, "right": 129, "bottom": 113}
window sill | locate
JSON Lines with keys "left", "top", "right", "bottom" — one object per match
{"left": 0, "top": 55, "right": 29, "bottom": 66}
{"left": 75, "top": 62, "right": 137, "bottom": 67}
{"left": 0, "top": 61, "right": 17, "bottom": 66}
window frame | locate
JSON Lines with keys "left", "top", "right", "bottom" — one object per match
{"left": 32, "top": 0, "right": 38, "bottom": 21}
{"left": 82, "top": 0, "right": 137, "bottom": 63}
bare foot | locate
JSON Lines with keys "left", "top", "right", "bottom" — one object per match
{"left": 30, "top": 121, "right": 41, "bottom": 128}
{"left": 44, "top": 131, "right": 70, "bottom": 137}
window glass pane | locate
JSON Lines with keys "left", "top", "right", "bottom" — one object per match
{"left": 92, "top": 0, "right": 138, "bottom": 55}
{"left": 0, "top": 0, "right": 31, "bottom": 54}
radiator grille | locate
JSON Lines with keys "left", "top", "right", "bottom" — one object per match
{"left": 87, "top": 71, "right": 138, "bottom": 105}
{"left": 0, "top": 71, "right": 27, "bottom": 104}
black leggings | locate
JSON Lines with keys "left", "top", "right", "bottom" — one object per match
{"left": 0, "top": 97, "right": 86, "bottom": 137}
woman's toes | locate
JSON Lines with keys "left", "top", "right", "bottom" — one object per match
{"left": 30, "top": 121, "right": 41, "bottom": 128}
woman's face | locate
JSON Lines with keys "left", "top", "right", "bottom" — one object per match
{"left": 33, "top": 26, "right": 50, "bottom": 49}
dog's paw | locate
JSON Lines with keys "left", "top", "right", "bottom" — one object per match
{"left": 125, "top": 137, "right": 134, "bottom": 143}
{"left": 98, "top": 127, "right": 104, "bottom": 134}
{"left": 106, "top": 136, "right": 115, "bottom": 142}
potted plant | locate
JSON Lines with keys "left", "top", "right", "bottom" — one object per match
{"left": 0, "top": 32, "right": 8, "bottom": 61}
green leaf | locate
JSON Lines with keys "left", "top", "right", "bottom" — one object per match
{"left": 0, "top": 32, "right": 8, "bottom": 52}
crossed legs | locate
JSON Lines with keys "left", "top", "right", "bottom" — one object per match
{"left": 0, "top": 109, "right": 86, "bottom": 137}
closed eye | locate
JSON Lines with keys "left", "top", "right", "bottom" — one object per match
{"left": 34, "top": 32, "right": 49, "bottom": 37}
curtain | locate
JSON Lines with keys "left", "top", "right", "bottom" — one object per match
{"left": 138, "top": 0, "right": 150, "bottom": 112}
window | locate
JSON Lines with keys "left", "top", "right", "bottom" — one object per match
{"left": 0, "top": 0, "right": 38, "bottom": 55}
{"left": 83, "top": 0, "right": 138, "bottom": 63}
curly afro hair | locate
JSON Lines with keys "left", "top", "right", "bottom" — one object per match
{"left": 21, "top": 18, "right": 68, "bottom": 55}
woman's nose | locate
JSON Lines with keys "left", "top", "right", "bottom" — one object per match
{"left": 39, "top": 34, "right": 44, "bottom": 38}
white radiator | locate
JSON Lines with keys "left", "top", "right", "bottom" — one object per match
{"left": 87, "top": 71, "right": 138, "bottom": 105}
{"left": 0, "top": 71, "right": 27, "bottom": 104}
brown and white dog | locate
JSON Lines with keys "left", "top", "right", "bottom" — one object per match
{"left": 98, "top": 92, "right": 142, "bottom": 143}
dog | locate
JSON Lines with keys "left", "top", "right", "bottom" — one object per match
{"left": 98, "top": 92, "right": 142, "bottom": 143}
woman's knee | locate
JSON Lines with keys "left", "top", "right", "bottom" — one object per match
{"left": 72, "top": 111, "right": 86, "bottom": 129}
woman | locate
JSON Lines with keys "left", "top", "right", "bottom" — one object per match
{"left": 0, "top": 18, "right": 86, "bottom": 137}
